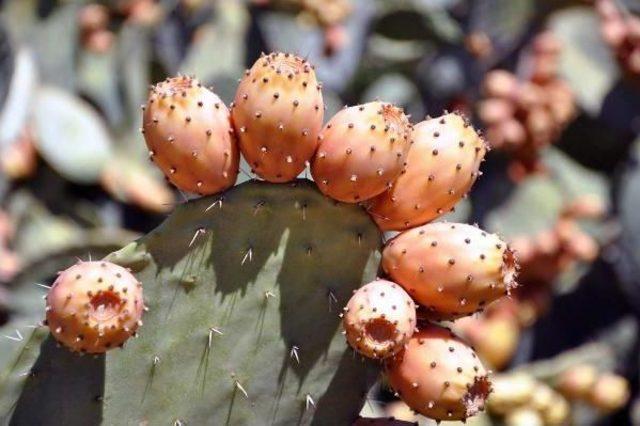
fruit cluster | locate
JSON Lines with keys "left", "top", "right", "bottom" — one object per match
{"left": 556, "top": 364, "right": 630, "bottom": 413}
{"left": 488, "top": 373, "right": 570, "bottom": 425}
{"left": 45, "top": 51, "right": 519, "bottom": 423}
{"left": 342, "top": 220, "right": 517, "bottom": 421}
{"left": 478, "top": 32, "right": 576, "bottom": 180}
{"left": 597, "top": 0, "right": 640, "bottom": 84}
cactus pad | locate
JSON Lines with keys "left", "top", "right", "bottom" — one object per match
{"left": 1, "top": 179, "right": 382, "bottom": 425}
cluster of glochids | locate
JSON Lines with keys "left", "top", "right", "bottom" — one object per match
{"left": 45, "top": 51, "right": 519, "bottom": 423}
{"left": 596, "top": 0, "right": 640, "bottom": 84}
{"left": 478, "top": 31, "right": 576, "bottom": 180}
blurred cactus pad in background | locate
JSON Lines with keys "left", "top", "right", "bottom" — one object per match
{"left": 1, "top": 0, "right": 640, "bottom": 425}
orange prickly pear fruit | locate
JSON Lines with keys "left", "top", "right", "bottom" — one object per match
{"left": 231, "top": 52, "right": 324, "bottom": 182}
{"left": 382, "top": 222, "right": 518, "bottom": 320}
{"left": 45, "top": 260, "right": 144, "bottom": 354}
{"left": 311, "top": 101, "right": 412, "bottom": 203}
{"left": 385, "top": 324, "right": 491, "bottom": 422}
{"left": 342, "top": 279, "right": 417, "bottom": 359}
{"left": 142, "top": 75, "right": 239, "bottom": 195}
{"left": 367, "top": 113, "right": 486, "bottom": 231}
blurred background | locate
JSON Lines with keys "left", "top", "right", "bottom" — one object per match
{"left": 1, "top": 0, "right": 640, "bottom": 424}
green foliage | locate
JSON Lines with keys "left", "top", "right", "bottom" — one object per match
{"left": 32, "top": 87, "right": 113, "bottom": 184}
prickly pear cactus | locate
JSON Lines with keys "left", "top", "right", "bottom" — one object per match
{"left": 0, "top": 179, "right": 382, "bottom": 425}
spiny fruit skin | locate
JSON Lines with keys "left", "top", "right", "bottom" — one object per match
{"left": 231, "top": 52, "right": 324, "bottom": 182}
{"left": 367, "top": 113, "right": 486, "bottom": 231}
{"left": 385, "top": 324, "right": 491, "bottom": 422}
{"left": 311, "top": 101, "right": 412, "bottom": 203}
{"left": 382, "top": 222, "right": 518, "bottom": 320}
{"left": 45, "top": 260, "right": 144, "bottom": 354}
{"left": 143, "top": 75, "right": 239, "bottom": 195}
{"left": 342, "top": 279, "right": 417, "bottom": 359}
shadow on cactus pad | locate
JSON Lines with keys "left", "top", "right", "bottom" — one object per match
{"left": 0, "top": 179, "right": 382, "bottom": 425}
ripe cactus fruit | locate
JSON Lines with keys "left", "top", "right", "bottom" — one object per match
{"left": 142, "top": 75, "right": 239, "bottom": 195}
{"left": 385, "top": 324, "right": 490, "bottom": 422}
{"left": 588, "top": 373, "right": 630, "bottom": 412}
{"left": 555, "top": 363, "right": 598, "bottom": 400}
{"left": 342, "top": 279, "right": 417, "bottom": 359}
{"left": 311, "top": 102, "right": 412, "bottom": 203}
{"left": 382, "top": 222, "right": 518, "bottom": 320}
{"left": 45, "top": 260, "right": 143, "bottom": 354}
{"left": 231, "top": 52, "right": 324, "bottom": 182}
{"left": 486, "top": 373, "right": 536, "bottom": 415}
{"left": 367, "top": 113, "right": 487, "bottom": 231}
{"left": 505, "top": 408, "right": 543, "bottom": 426}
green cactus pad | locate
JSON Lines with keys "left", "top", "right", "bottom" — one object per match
{"left": 1, "top": 179, "right": 382, "bottom": 425}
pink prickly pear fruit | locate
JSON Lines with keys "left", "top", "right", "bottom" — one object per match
{"left": 231, "top": 52, "right": 324, "bottom": 182}
{"left": 142, "top": 75, "right": 239, "bottom": 195}
{"left": 367, "top": 113, "right": 487, "bottom": 231}
{"left": 589, "top": 373, "right": 630, "bottom": 412}
{"left": 311, "top": 101, "right": 412, "bottom": 203}
{"left": 45, "top": 260, "right": 144, "bottom": 354}
{"left": 385, "top": 324, "right": 491, "bottom": 422}
{"left": 382, "top": 222, "right": 518, "bottom": 320}
{"left": 342, "top": 279, "right": 417, "bottom": 359}
{"left": 555, "top": 363, "right": 598, "bottom": 400}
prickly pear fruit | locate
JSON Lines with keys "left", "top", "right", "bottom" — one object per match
{"left": 231, "top": 52, "right": 324, "bottom": 182}
{"left": 529, "top": 383, "right": 570, "bottom": 425}
{"left": 486, "top": 373, "right": 536, "bottom": 415}
{"left": 45, "top": 260, "right": 144, "bottom": 354}
{"left": 142, "top": 75, "right": 239, "bottom": 195}
{"left": 555, "top": 363, "right": 598, "bottom": 400}
{"left": 385, "top": 324, "right": 491, "bottom": 422}
{"left": 505, "top": 408, "right": 543, "bottom": 426}
{"left": 543, "top": 396, "right": 570, "bottom": 425}
{"left": 382, "top": 222, "right": 518, "bottom": 320}
{"left": 367, "top": 113, "right": 486, "bottom": 230}
{"left": 311, "top": 102, "right": 412, "bottom": 202}
{"left": 588, "top": 373, "right": 630, "bottom": 412}
{"left": 453, "top": 308, "right": 520, "bottom": 370}
{"left": 342, "top": 279, "right": 417, "bottom": 359}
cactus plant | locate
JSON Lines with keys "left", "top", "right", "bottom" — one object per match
{"left": 32, "top": 87, "right": 113, "bottom": 184}
{"left": 0, "top": 179, "right": 382, "bottom": 424}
